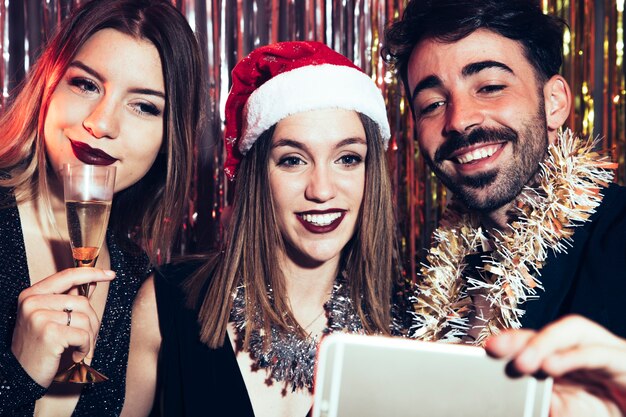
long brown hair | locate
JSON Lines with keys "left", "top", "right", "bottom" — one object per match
{"left": 186, "top": 114, "right": 399, "bottom": 348}
{"left": 0, "top": 0, "right": 205, "bottom": 264}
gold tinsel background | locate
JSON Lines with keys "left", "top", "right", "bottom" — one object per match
{"left": 1, "top": 1, "right": 624, "bottom": 277}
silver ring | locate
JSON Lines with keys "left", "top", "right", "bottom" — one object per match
{"left": 63, "top": 308, "right": 72, "bottom": 327}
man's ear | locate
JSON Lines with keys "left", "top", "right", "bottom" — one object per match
{"left": 543, "top": 74, "right": 572, "bottom": 144}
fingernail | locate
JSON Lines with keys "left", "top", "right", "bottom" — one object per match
{"left": 104, "top": 270, "right": 116, "bottom": 278}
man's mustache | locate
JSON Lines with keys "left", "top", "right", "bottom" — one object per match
{"left": 434, "top": 127, "right": 518, "bottom": 163}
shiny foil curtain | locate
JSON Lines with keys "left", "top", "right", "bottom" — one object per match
{"left": 0, "top": 1, "right": 624, "bottom": 277}
{"left": 543, "top": 0, "right": 626, "bottom": 184}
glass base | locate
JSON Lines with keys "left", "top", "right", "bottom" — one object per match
{"left": 53, "top": 360, "right": 108, "bottom": 384}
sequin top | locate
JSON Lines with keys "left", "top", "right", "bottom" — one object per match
{"left": 0, "top": 187, "right": 150, "bottom": 416}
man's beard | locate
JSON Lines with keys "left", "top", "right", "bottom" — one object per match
{"left": 424, "top": 106, "right": 549, "bottom": 212}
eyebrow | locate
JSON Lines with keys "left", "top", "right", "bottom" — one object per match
{"left": 462, "top": 60, "right": 514, "bottom": 77}
{"left": 68, "top": 60, "right": 166, "bottom": 99}
{"left": 272, "top": 137, "right": 367, "bottom": 151}
{"left": 411, "top": 75, "right": 442, "bottom": 103}
{"left": 411, "top": 60, "right": 514, "bottom": 103}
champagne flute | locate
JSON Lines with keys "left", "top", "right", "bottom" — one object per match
{"left": 53, "top": 163, "right": 116, "bottom": 384}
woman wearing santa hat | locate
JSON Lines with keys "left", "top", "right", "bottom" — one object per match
{"left": 121, "top": 41, "right": 403, "bottom": 417}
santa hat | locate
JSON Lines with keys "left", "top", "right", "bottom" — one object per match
{"left": 223, "top": 41, "right": 391, "bottom": 179}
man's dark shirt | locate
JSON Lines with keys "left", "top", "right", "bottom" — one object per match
{"left": 519, "top": 183, "right": 626, "bottom": 338}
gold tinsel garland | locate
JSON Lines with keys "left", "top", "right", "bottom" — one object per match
{"left": 409, "top": 130, "right": 618, "bottom": 345}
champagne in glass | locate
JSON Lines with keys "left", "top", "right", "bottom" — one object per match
{"left": 53, "top": 164, "right": 115, "bottom": 384}
{"left": 66, "top": 200, "right": 112, "bottom": 267}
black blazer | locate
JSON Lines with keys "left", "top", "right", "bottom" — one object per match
{"left": 521, "top": 183, "right": 626, "bottom": 338}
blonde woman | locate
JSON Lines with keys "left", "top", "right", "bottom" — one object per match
{"left": 0, "top": 0, "right": 204, "bottom": 415}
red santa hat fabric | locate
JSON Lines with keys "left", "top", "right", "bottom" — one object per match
{"left": 223, "top": 41, "right": 391, "bottom": 179}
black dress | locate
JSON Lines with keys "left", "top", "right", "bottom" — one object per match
{"left": 520, "top": 182, "right": 626, "bottom": 338}
{"left": 0, "top": 187, "right": 150, "bottom": 417}
{"left": 151, "top": 262, "right": 255, "bottom": 417}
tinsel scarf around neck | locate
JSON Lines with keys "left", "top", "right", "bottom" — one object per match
{"left": 409, "top": 129, "right": 617, "bottom": 345}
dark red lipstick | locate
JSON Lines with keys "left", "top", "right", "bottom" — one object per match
{"left": 297, "top": 210, "right": 346, "bottom": 234}
{"left": 69, "top": 139, "right": 117, "bottom": 166}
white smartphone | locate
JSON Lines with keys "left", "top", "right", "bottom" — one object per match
{"left": 313, "top": 333, "right": 552, "bottom": 417}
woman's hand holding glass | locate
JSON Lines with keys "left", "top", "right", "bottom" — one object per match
{"left": 10, "top": 268, "right": 115, "bottom": 388}
{"left": 48, "top": 164, "right": 116, "bottom": 383}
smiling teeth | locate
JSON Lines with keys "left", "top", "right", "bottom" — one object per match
{"left": 456, "top": 144, "right": 501, "bottom": 164}
{"left": 301, "top": 212, "right": 342, "bottom": 226}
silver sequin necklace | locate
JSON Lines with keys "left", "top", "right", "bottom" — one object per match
{"left": 229, "top": 272, "right": 365, "bottom": 393}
